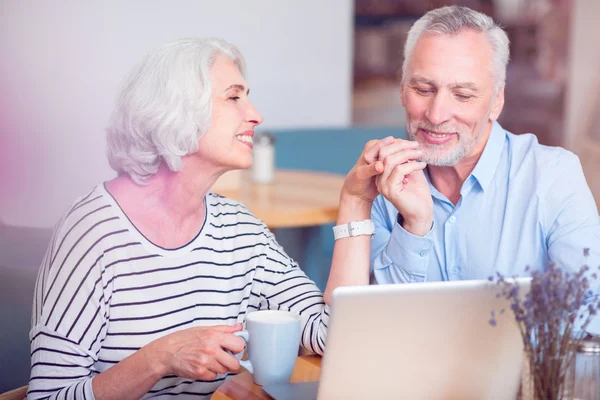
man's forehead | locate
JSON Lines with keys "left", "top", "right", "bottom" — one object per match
{"left": 410, "top": 30, "right": 493, "bottom": 62}
{"left": 416, "top": 29, "right": 492, "bottom": 47}
{"left": 406, "top": 31, "right": 494, "bottom": 85}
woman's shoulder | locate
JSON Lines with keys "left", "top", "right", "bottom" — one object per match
{"left": 204, "top": 192, "right": 275, "bottom": 246}
{"left": 49, "top": 184, "right": 122, "bottom": 254}
{"left": 206, "top": 192, "right": 265, "bottom": 226}
{"left": 58, "top": 184, "right": 115, "bottom": 223}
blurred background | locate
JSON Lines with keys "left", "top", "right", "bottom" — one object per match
{"left": 2, "top": 0, "right": 598, "bottom": 230}
{"left": 352, "top": 0, "right": 600, "bottom": 202}
{"left": 1, "top": 0, "right": 599, "bottom": 392}
{"left": 354, "top": 0, "right": 568, "bottom": 141}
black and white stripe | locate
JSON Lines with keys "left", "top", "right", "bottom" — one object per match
{"left": 29, "top": 186, "right": 329, "bottom": 399}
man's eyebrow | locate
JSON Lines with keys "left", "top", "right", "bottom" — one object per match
{"left": 408, "top": 76, "right": 480, "bottom": 92}
{"left": 224, "top": 84, "right": 250, "bottom": 95}
{"left": 449, "top": 81, "right": 479, "bottom": 91}
{"left": 409, "top": 76, "right": 436, "bottom": 86}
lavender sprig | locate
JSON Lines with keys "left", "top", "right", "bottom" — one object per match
{"left": 489, "top": 249, "right": 600, "bottom": 400}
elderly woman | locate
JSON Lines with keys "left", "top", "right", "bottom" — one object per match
{"left": 28, "top": 38, "right": 397, "bottom": 399}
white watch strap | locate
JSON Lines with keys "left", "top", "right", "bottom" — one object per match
{"left": 333, "top": 219, "right": 375, "bottom": 240}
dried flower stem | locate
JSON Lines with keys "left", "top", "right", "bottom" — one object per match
{"left": 490, "top": 250, "right": 600, "bottom": 400}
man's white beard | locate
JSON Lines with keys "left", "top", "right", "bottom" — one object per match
{"left": 406, "top": 118, "right": 487, "bottom": 167}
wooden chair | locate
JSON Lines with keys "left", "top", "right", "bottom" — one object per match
{"left": 0, "top": 386, "right": 27, "bottom": 400}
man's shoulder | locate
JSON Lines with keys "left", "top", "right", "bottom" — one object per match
{"left": 505, "top": 131, "right": 581, "bottom": 174}
{"left": 502, "top": 130, "right": 586, "bottom": 201}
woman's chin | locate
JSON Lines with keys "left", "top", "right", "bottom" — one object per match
{"left": 239, "top": 159, "right": 253, "bottom": 170}
{"left": 223, "top": 153, "right": 253, "bottom": 171}
{"left": 229, "top": 162, "right": 252, "bottom": 172}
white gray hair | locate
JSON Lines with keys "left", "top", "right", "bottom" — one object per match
{"left": 106, "top": 37, "right": 246, "bottom": 184}
{"left": 401, "top": 6, "right": 510, "bottom": 93}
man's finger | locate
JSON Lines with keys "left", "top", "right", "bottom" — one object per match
{"left": 375, "top": 175, "right": 383, "bottom": 196}
{"left": 389, "top": 162, "right": 427, "bottom": 186}
{"left": 381, "top": 149, "right": 423, "bottom": 167}
{"left": 363, "top": 137, "right": 395, "bottom": 164}
{"left": 378, "top": 160, "right": 400, "bottom": 188}
{"left": 377, "top": 139, "right": 420, "bottom": 162}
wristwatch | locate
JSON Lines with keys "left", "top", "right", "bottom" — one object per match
{"left": 333, "top": 219, "right": 375, "bottom": 240}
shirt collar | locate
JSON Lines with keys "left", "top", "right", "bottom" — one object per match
{"left": 424, "top": 121, "right": 507, "bottom": 200}
{"left": 469, "top": 120, "right": 507, "bottom": 192}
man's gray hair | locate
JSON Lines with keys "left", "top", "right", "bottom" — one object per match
{"left": 106, "top": 37, "right": 245, "bottom": 184}
{"left": 401, "top": 6, "right": 510, "bottom": 93}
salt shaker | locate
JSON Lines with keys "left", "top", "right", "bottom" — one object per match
{"left": 251, "top": 132, "right": 275, "bottom": 183}
{"left": 572, "top": 336, "right": 600, "bottom": 400}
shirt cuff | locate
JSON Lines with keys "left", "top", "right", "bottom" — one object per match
{"left": 381, "top": 216, "right": 434, "bottom": 278}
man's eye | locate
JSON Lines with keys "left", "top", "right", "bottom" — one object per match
{"left": 229, "top": 96, "right": 241, "bottom": 101}
{"left": 455, "top": 94, "right": 473, "bottom": 101}
{"left": 415, "top": 88, "right": 433, "bottom": 95}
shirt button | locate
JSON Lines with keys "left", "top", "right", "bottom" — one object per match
{"left": 451, "top": 267, "right": 459, "bottom": 274}
{"left": 419, "top": 250, "right": 429, "bottom": 257}
{"left": 448, "top": 216, "right": 456, "bottom": 223}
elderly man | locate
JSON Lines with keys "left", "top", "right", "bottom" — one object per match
{"left": 369, "top": 6, "right": 600, "bottom": 330}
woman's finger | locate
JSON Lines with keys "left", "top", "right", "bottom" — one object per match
{"left": 214, "top": 348, "right": 242, "bottom": 373}
{"left": 207, "top": 358, "right": 229, "bottom": 375}
{"left": 198, "top": 369, "right": 218, "bottom": 381}
{"left": 219, "top": 332, "right": 246, "bottom": 355}
{"left": 210, "top": 323, "right": 243, "bottom": 333}
{"left": 356, "top": 160, "right": 384, "bottom": 180}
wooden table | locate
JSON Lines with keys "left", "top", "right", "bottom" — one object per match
{"left": 212, "top": 355, "right": 322, "bottom": 400}
{"left": 213, "top": 170, "right": 346, "bottom": 229}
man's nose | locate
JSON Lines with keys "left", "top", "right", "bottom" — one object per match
{"left": 425, "top": 92, "right": 453, "bottom": 126}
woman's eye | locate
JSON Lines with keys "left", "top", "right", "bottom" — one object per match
{"left": 229, "top": 96, "right": 241, "bottom": 101}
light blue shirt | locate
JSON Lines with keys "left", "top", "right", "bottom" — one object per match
{"left": 370, "top": 122, "right": 600, "bottom": 331}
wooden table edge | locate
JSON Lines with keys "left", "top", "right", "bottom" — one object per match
{"left": 212, "top": 355, "right": 322, "bottom": 400}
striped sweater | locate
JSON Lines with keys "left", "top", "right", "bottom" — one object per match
{"left": 29, "top": 184, "right": 329, "bottom": 399}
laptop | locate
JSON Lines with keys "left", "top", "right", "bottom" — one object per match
{"left": 263, "top": 279, "right": 530, "bottom": 400}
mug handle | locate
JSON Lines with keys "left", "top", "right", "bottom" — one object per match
{"left": 234, "top": 330, "right": 253, "bottom": 374}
